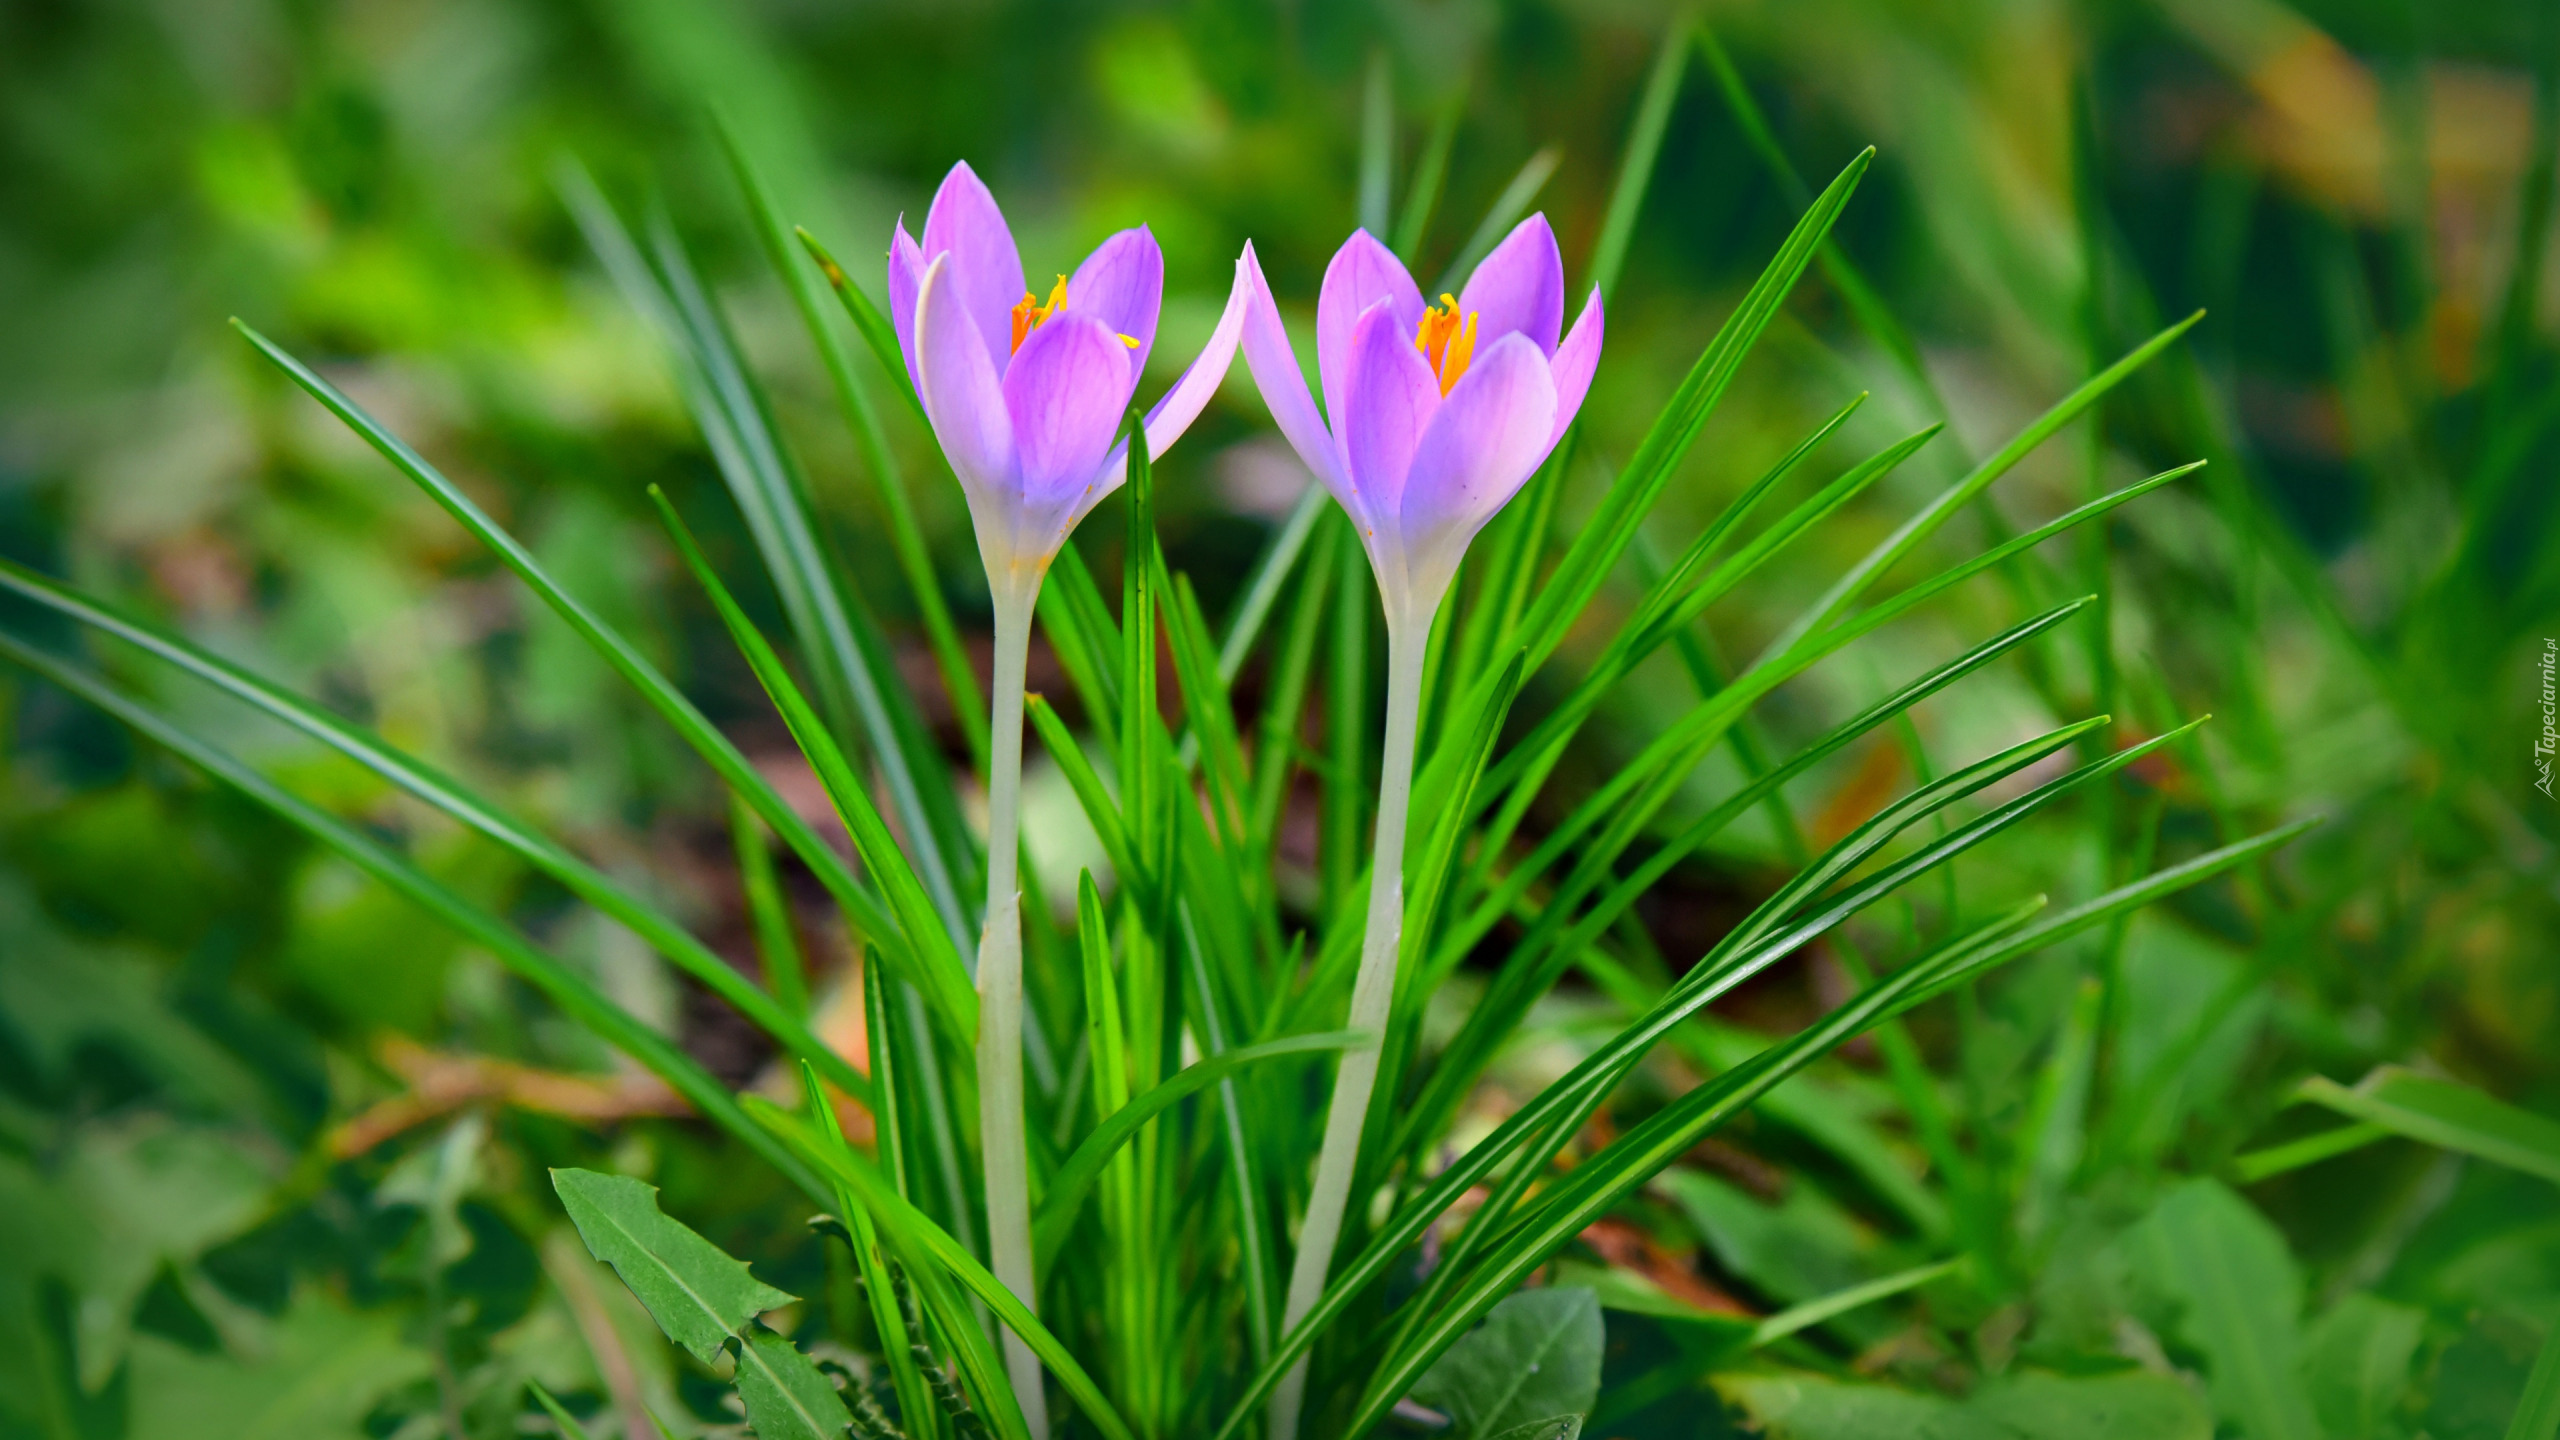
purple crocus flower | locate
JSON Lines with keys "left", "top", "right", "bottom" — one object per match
{"left": 889, "top": 162, "right": 1243, "bottom": 598}
{"left": 886, "top": 160, "right": 1248, "bottom": 1440}
{"left": 1240, "top": 216, "right": 1601, "bottom": 1440}
{"left": 1239, "top": 215, "right": 1604, "bottom": 626}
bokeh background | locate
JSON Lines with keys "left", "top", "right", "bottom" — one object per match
{"left": 3, "top": 0, "right": 2556, "bottom": 1435}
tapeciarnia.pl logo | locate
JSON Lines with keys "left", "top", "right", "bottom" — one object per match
{"left": 2538, "top": 637, "right": 2556, "bottom": 800}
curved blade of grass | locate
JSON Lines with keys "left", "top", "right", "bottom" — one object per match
{"left": 1432, "top": 146, "right": 1563, "bottom": 296}
{"left": 1585, "top": 7, "right": 1691, "bottom": 298}
{"left": 1759, "top": 311, "right": 2204, "bottom": 662}
{"left": 1883, "top": 817, "right": 2322, "bottom": 1018}
{"left": 1344, "top": 911, "right": 2044, "bottom": 1436}
{"left": 797, "top": 225, "right": 929, "bottom": 427}
{"left": 749, "top": 1100, "right": 1138, "bottom": 1440}
{"left": 1397, "top": 601, "right": 2093, "bottom": 1157}
{"left": 2292, "top": 1067, "right": 2560, "bottom": 1187}
{"left": 226, "top": 322, "right": 894, "bottom": 981}
{"left": 649, "top": 486, "right": 977, "bottom": 1042}
{"left": 1218, "top": 483, "right": 1328, "bottom": 684}
{"left": 1213, "top": 715, "right": 2134, "bottom": 1440}
{"left": 1033, "top": 1030, "right": 1365, "bottom": 1265}
{"left": 715, "top": 119, "right": 988, "bottom": 771}
{"left": 0, "top": 633, "right": 827, "bottom": 1201}
{"left": 798, "top": 1061, "right": 941, "bottom": 1440}
{"left": 562, "top": 163, "right": 977, "bottom": 951}
{"left": 0, "top": 555, "right": 871, "bottom": 1104}
{"left": 730, "top": 793, "right": 809, "bottom": 1020}
{"left": 528, "top": 1383, "right": 595, "bottom": 1440}
{"left": 1749, "top": 1257, "right": 1965, "bottom": 1348}
{"left": 1391, "top": 81, "right": 1468, "bottom": 264}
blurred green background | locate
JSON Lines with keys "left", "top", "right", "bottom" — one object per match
{"left": 3, "top": 0, "right": 2557, "bottom": 1435}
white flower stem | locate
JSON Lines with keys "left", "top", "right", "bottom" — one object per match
{"left": 1271, "top": 611, "right": 1428, "bottom": 1440}
{"left": 978, "top": 579, "right": 1050, "bottom": 1440}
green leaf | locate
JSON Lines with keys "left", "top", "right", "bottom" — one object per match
{"left": 1408, "top": 1287, "right": 1604, "bottom": 1440}
{"left": 549, "top": 1168, "right": 794, "bottom": 1364}
{"left": 2301, "top": 1293, "right": 2424, "bottom": 1440}
{"left": 2122, "top": 1178, "right": 2320, "bottom": 1440}
{"left": 1718, "top": 1368, "right": 2211, "bottom": 1440}
{"left": 2294, "top": 1067, "right": 2560, "bottom": 1187}
{"left": 1583, "top": 9, "right": 1690, "bottom": 297}
{"left": 734, "top": 1328, "right": 855, "bottom": 1440}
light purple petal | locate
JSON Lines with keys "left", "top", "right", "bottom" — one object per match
{"left": 1002, "top": 311, "right": 1131, "bottom": 510}
{"left": 1237, "top": 243, "right": 1353, "bottom": 508}
{"left": 1139, "top": 244, "right": 1250, "bottom": 459}
{"left": 920, "top": 161, "right": 1026, "bottom": 376}
{"left": 1458, "top": 213, "right": 1565, "bottom": 357}
{"left": 1066, "top": 226, "right": 1163, "bottom": 380}
{"left": 1340, "top": 300, "right": 1441, "bottom": 534}
{"left": 913, "top": 254, "right": 1015, "bottom": 503}
{"left": 889, "top": 220, "right": 927, "bottom": 396}
{"left": 1546, "top": 284, "right": 1605, "bottom": 450}
{"left": 1316, "top": 229, "right": 1424, "bottom": 438}
{"left": 1394, "top": 331, "right": 1557, "bottom": 583}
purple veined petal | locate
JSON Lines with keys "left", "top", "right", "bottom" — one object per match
{"left": 1066, "top": 226, "right": 1164, "bottom": 380}
{"left": 1139, "top": 245, "right": 1251, "bottom": 459}
{"left": 913, "top": 254, "right": 1017, "bottom": 505}
{"left": 1002, "top": 311, "right": 1131, "bottom": 513}
{"left": 1457, "top": 213, "right": 1566, "bottom": 357}
{"left": 1316, "top": 229, "right": 1425, "bottom": 439}
{"left": 1236, "top": 242, "right": 1355, "bottom": 509}
{"left": 920, "top": 161, "right": 1027, "bottom": 377}
{"left": 1546, "top": 284, "right": 1605, "bottom": 451}
{"left": 888, "top": 220, "right": 928, "bottom": 397}
{"left": 1393, "top": 331, "right": 1557, "bottom": 593}
{"left": 1339, "top": 300, "right": 1441, "bottom": 538}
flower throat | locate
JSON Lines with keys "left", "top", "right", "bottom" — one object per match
{"left": 1415, "top": 293, "right": 1478, "bottom": 394}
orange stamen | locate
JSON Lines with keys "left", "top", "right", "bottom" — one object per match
{"left": 1009, "top": 273, "right": 1143, "bottom": 353}
{"left": 1011, "top": 274, "right": 1070, "bottom": 353}
{"left": 1414, "top": 293, "right": 1477, "bottom": 394}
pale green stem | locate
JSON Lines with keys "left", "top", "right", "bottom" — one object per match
{"left": 1271, "top": 611, "right": 1428, "bottom": 1440}
{"left": 978, "top": 576, "right": 1050, "bottom": 1440}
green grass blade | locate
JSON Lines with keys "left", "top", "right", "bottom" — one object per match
{"left": 0, "top": 555, "right": 874, "bottom": 1104}
{"left": 1585, "top": 8, "right": 1690, "bottom": 298}
{"left": 227, "top": 320, "right": 894, "bottom": 972}
{"left": 1342, "top": 908, "right": 2047, "bottom": 1436}
{"left": 651, "top": 487, "right": 978, "bottom": 1043}
{"left": 1174, "top": 904, "right": 1280, "bottom": 1366}
{"left": 0, "top": 633, "right": 827, "bottom": 1201}
{"left": 1433, "top": 146, "right": 1563, "bottom": 296}
{"left": 1033, "top": 1031, "right": 1363, "bottom": 1265}
{"left": 1219, "top": 483, "right": 1328, "bottom": 684}
{"left": 1392, "top": 83, "right": 1467, "bottom": 264}
{"left": 1759, "top": 313, "right": 2204, "bottom": 661}
{"left": 1749, "top": 1257, "right": 1964, "bottom": 1348}
{"left": 801, "top": 1061, "right": 942, "bottom": 1440}
{"left": 751, "top": 1100, "right": 1139, "bottom": 1440}
{"left": 2293, "top": 1068, "right": 2560, "bottom": 1187}
{"left": 2510, "top": 1317, "right": 2560, "bottom": 1440}
{"left": 1886, "top": 818, "right": 2323, "bottom": 1017}
{"left": 796, "top": 225, "right": 930, "bottom": 427}
{"left": 2229, "top": 1123, "right": 2394, "bottom": 1184}
{"left": 527, "top": 1383, "right": 595, "bottom": 1440}
{"left": 716, "top": 119, "right": 989, "bottom": 771}
{"left": 730, "top": 793, "right": 810, "bottom": 1020}
{"left": 1026, "top": 696, "right": 1135, "bottom": 881}
{"left": 562, "top": 163, "right": 977, "bottom": 951}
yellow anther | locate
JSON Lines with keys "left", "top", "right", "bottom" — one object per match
{"left": 1010, "top": 274, "right": 1070, "bottom": 353}
{"left": 1414, "top": 293, "right": 1477, "bottom": 394}
{"left": 1008, "top": 274, "right": 1143, "bottom": 354}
